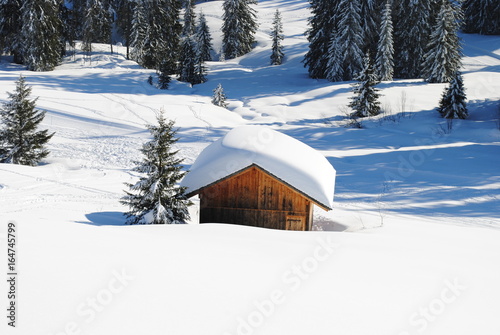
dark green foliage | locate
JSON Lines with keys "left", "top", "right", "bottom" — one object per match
{"left": 121, "top": 112, "right": 191, "bottom": 225}
{"left": 463, "top": 0, "right": 500, "bottom": 35}
{"left": 195, "top": 12, "right": 213, "bottom": 62}
{"left": 82, "top": 0, "right": 112, "bottom": 54}
{"left": 422, "top": 0, "right": 462, "bottom": 83}
{"left": 212, "top": 83, "right": 228, "bottom": 108}
{"left": 375, "top": 0, "right": 394, "bottom": 81}
{"left": 349, "top": 53, "right": 381, "bottom": 118}
{"left": 304, "top": 0, "right": 340, "bottom": 79}
{"left": 270, "top": 9, "right": 284, "bottom": 65}
{"left": 222, "top": 0, "right": 258, "bottom": 59}
{"left": 0, "top": 0, "right": 23, "bottom": 63}
{"left": 182, "top": 0, "right": 196, "bottom": 37}
{"left": 437, "top": 71, "right": 468, "bottom": 119}
{"left": 0, "top": 76, "right": 54, "bottom": 166}
{"left": 22, "top": 0, "right": 64, "bottom": 71}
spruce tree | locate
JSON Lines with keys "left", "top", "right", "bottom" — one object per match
{"left": 121, "top": 112, "right": 191, "bottom": 225}
{"left": 422, "top": 0, "right": 462, "bottom": 83}
{"left": 221, "top": 0, "right": 258, "bottom": 59}
{"left": 463, "top": 0, "right": 500, "bottom": 35}
{"left": 304, "top": 0, "right": 340, "bottom": 79}
{"left": 212, "top": 83, "right": 228, "bottom": 108}
{"left": 359, "top": 0, "right": 379, "bottom": 53}
{"left": 437, "top": 71, "right": 468, "bottom": 119}
{"left": 270, "top": 9, "right": 284, "bottom": 65}
{"left": 349, "top": 53, "right": 381, "bottom": 117}
{"left": 178, "top": 35, "right": 197, "bottom": 84}
{"left": 195, "top": 12, "right": 213, "bottom": 62}
{"left": 0, "top": 76, "right": 54, "bottom": 165}
{"left": 130, "top": 0, "right": 148, "bottom": 64}
{"left": 375, "top": 0, "right": 394, "bottom": 81}
{"left": 182, "top": 0, "right": 196, "bottom": 37}
{"left": 336, "top": 0, "right": 364, "bottom": 81}
{"left": 325, "top": 29, "right": 344, "bottom": 82}
{"left": 393, "top": 0, "right": 434, "bottom": 79}
{"left": 0, "top": 0, "right": 23, "bottom": 63}
{"left": 82, "top": 0, "right": 112, "bottom": 55}
{"left": 21, "top": 0, "right": 63, "bottom": 71}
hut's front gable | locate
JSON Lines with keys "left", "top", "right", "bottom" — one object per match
{"left": 199, "top": 166, "right": 313, "bottom": 230}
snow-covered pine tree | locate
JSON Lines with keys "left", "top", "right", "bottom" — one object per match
{"left": 349, "top": 53, "right": 381, "bottom": 117}
{"left": 194, "top": 12, "right": 213, "bottom": 62}
{"left": 21, "top": 0, "right": 63, "bottom": 71}
{"left": 130, "top": 0, "right": 148, "bottom": 64}
{"left": 0, "top": 0, "right": 23, "bottom": 64}
{"left": 336, "top": 0, "right": 364, "bottom": 81}
{"left": 182, "top": 0, "right": 196, "bottom": 37}
{"left": 303, "top": 0, "right": 340, "bottom": 79}
{"left": 121, "top": 112, "right": 191, "bottom": 225}
{"left": 212, "top": 83, "right": 228, "bottom": 108}
{"left": 221, "top": 0, "right": 258, "bottom": 59}
{"left": 422, "top": 0, "right": 462, "bottom": 83}
{"left": 325, "top": 29, "right": 344, "bottom": 82}
{"left": 114, "top": 0, "right": 134, "bottom": 59}
{"left": 393, "top": 0, "right": 434, "bottom": 79}
{"left": 0, "top": 75, "right": 54, "bottom": 165}
{"left": 437, "top": 71, "right": 468, "bottom": 119}
{"left": 178, "top": 35, "right": 197, "bottom": 84}
{"left": 359, "top": 0, "right": 380, "bottom": 53}
{"left": 463, "top": 0, "right": 500, "bottom": 35}
{"left": 270, "top": 9, "right": 284, "bottom": 65}
{"left": 82, "top": 0, "right": 112, "bottom": 55}
{"left": 375, "top": 0, "right": 394, "bottom": 81}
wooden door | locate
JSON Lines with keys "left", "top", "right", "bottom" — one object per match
{"left": 286, "top": 215, "right": 306, "bottom": 231}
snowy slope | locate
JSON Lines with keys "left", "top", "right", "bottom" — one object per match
{"left": 0, "top": 0, "right": 500, "bottom": 334}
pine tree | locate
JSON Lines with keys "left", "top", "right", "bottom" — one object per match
{"left": 222, "top": 0, "right": 258, "bottom": 59}
{"left": 270, "top": 9, "right": 284, "bottom": 65}
{"left": 121, "top": 112, "right": 191, "bottom": 225}
{"left": 0, "top": 76, "right": 54, "bottom": 165}
{"left": 114, "top": 0, "right": 134, "bottom": 59}
{"left": 375, "top": 0, "right": 394, "bottom": 81}
{"left": 349, "top": 53, "right": 381, "bottom": 117}
{"left": 0, "top": 0, "right": 23, "bottom": 63}
{"left": 463, "top": 0, "right": 500, "bottom": 35}
{"left": 130, "top": 0, "right": 148, "bottom": 64}
{"left": 336, "top": 0, "right": 364, "bottom": 81}
{"left": 393, "top": 0, "right": 434, "bottom": 79}
{"left": 422, "top": 0, "right": 462, "bottom": 83}
{"left": 359, "top": 0, "right": 379, "bottom": 53}
{"left": 437, "top": 71, "right": 467, "bottom": 119}
{"left": 195, "top": 12, "right": 213, "bottom": 62}
{"left": 304, "top": 0, "right": 340, "bottom": 79}
{"left": 21, "top": 0, "right": 63, "bottom": 71}
{"left": 82, "top": 0, "right": 112, "bottom": 55}
{"left": 325, "top": 29, "right": 344, "bottom": 82}
{"left": 182, "top": 0, "right": 196, "bottom": 37}
{"left": 178, "top": 35, "right": 197, "bottom": 83}
{"left": 212, "top": 83, "right": 228, "bottom": 108}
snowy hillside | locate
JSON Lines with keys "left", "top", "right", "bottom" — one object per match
{"left": 1, "top": 0, "right": 500, "bottom": 334}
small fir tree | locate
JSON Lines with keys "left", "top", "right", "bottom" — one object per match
{"left": 212, "top": 83, "right": 228, "bottom": 108}
{"left": 375, "top": 0, "right": 394, "bottom": 81}
{"left": 195, "top": 12, "right": 213, "bottom": 62}
{"left": 349, "top": 53, "right": 381, "bottom": 118}
{"left": 0, "top": 76, "right": 54, "bottom": 165}
{"left": 437, "top": 71, "right": 468, "bottom": 119}
{"left": 178, "top": 35, "right": 197, "bottom": 84}
{"left": 121, "top": 112, "right": 191, "bottom": 224}
{"left": 422, "top": 0, "right": 462, "bottom": 83}
{"left": 270, "top": 9, "right": 284, "bottom": 65}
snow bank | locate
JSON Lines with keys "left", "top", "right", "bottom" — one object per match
{"left": 181, "top": 125, "right": 336, "bottom": 209}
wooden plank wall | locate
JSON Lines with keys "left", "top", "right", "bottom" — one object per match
{"left": 199, "top": 166, "right": 312, "bottom": 230}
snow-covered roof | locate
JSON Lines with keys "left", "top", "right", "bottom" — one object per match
{"left": 181, "top": 126, "right": 335, "bottom": 210}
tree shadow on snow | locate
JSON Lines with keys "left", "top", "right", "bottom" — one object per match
{"left": 79, "top": 212, "right": 126, "bottom": 226}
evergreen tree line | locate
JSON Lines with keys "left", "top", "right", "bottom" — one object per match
{"left": 304, "top": 0, "right": 497, "bottom": 84}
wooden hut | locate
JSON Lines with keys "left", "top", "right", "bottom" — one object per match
{"left": 181, "top": 126, "right": 336, "bottom": 231}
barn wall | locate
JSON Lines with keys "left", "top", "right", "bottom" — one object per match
{"left": 199, "top": 167, "right": 312, "bottom": 230}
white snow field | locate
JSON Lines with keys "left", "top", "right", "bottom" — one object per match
{"left": 1, "top": 0, "right": 500, "bottom": 334}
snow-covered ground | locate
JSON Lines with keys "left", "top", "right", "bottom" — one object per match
{"left": 1, "top": 0, "right": 499, "bottom": 334}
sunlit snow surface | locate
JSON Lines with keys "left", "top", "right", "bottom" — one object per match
{"left": 0, "top": 0, "right": 499, "bottom": 334}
